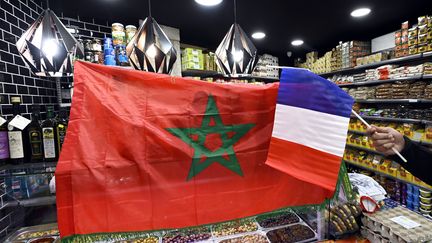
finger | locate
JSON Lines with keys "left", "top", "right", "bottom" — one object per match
{"left": 371, "top": 132, "right": 394, "bottom": 140}
{"left": 375, "top": 143, "right": 395, "bottom": 152}
{"left": 366, "top": 126, "right": 377, "bottom": 136}
{"left": 373, "top": 138, "right": 395, "bottom": 147}
{"left": 374, "top": 127, "right": 392, "bottom": 133}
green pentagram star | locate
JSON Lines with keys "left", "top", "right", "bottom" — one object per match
{"left": 166, "top": 95, "right": 255, "bottom": 180}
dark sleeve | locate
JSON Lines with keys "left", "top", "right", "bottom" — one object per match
{"left": 389, "top": 137, "right": 432, "bottom": 186}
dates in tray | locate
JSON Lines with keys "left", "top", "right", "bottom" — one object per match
{"left": 266, "top": 224, "right": 315, "bottom": 243}
{"left": 257, "top": 212, "right": 299, "bottom": 228}
{"left": 162, "top": 227, "right": 211, "bottom": 243}
{"left": 220, "top": 234, "right": 268, "bottom": 243}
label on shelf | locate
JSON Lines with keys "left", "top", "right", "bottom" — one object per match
{"left": 8, "top": 131, "right": 24, "bottom": 159}
{"left": 390, "top": 216, "right": 421, "bottom": 229}
{"left": 42, "top": 127, "right": 56, "bottom": 159}
{"left": 0, "top": 117, "right": 6, "bottom": 126}
{"left": 408, "top": 99, "right": 418, "bottom": 103}
{"left": 9, "top": 115, "right": 31, "bottom": 130}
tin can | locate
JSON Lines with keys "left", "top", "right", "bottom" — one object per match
{"left": 104, "top": 38, "right": 113, "bottom": 49}
{"left": 104, "top": 55, "right": 116, "bottom": 66}
{"left": 116, "top": 45, "right": 129, "bottom": 66}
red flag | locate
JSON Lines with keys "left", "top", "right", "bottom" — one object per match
{"left": 56, "top": 61, "right": 335, "bottom": 238}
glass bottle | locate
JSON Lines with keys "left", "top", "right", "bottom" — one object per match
{"left": 27, "top": 105, "right": 43, "bottom": 162}
{"left": 8, "top": 97, "right": 25, "bottom": 164}
{"left": 0, "top": 116, "right": 9, "bottom": 165}
{"left": 56, "top": 108, "right": 68, "bottom": 153}
{"left": 41, "top": 106, "right": 57, "bottom": 162}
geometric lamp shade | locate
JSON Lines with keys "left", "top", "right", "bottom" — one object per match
{"left": 126, "top": 17, "right": 177, "bottom": 74}
{"left": 16, "top": 9, "right": 84, "bottom": 77}
{"left": 215, "top": 23, "right": 258, "bottom": 77}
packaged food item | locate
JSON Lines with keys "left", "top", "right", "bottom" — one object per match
{"left": 212, "top": 220, "right": 258, "bottom": 237}
{"left": 419, "top": 208, "right": 432, "bottom": 215}
{"left": 112, "top": 31, "right": 126, "bottom": 46}
{"left": 420, "top": 201, "right": 432, "bottom": 210}
{"left": 112, "top": 23, "right": 124, "bottom": 32}
{"left": 125, "top": 25, "right": 137, "bottom": 44}
{"left": 401, "top": 21, "right": 409, "bottom": 30}
{"left": 408, "top": 38, "right": 418, "bottom": 46}
{"left": 419, "top": 16, "right": 428, "bottom": 25}
{"left": 266, "top": 224, "right": 315, "bottom": 243}
{"left": 429, "top": 43, "right": 432, "bottom": 51}
{"left": 409, "top": 46, "right": 418, "bottom": 55}
{"left": 408, "top": 27, "right": 418, "bottom": 38}
{"left": 162, "top": 226, "right": 211, "bottom": 243}
{"left": 420, "top": 196, "right": 432, "bottom": 204}
{"left": 418, "top": 24, "right": 428, "bottom": 35}
{"left": 418, "top": 44, "right": 428, "bottom": 53}
{"left": 418, "top": 34, "right": 428, "bottom": 44}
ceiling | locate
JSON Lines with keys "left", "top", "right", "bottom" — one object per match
{"left": 40, "top": 0, "right": 432, "bottom": 65}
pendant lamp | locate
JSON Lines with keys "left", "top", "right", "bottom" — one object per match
{"left": 126, "top": 0, "right": 177, "bottom": 74}
{"left": 16, "top": 1, "right": 84, "bottom": 77}
{"left": 215, "top": 0, "right": 258, "bottom": 77}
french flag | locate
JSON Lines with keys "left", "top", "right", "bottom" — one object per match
{"left": 266, "top": 68, "right": 354, "bottom": 192}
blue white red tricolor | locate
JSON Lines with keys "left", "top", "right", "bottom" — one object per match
{"left": 266, "top": 68, "right": 354, "bottom": 192}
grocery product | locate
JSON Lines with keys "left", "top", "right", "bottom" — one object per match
{"left": 266, "top": 224, "right": 315, "bottom": 243}
{"left": 125, "top": 25, "right": 137, "bottom": 43}
{"left": 162, "top": 227, "right": 211, "bottom": 243}
{"left": 212, "top": 220, "right": 258, "bottom": 237}
{"left": 256, "top": 212, "right": 299, "bottom": 228}
{"left": 220, "top": 234, "right": 268, "bottom": 243}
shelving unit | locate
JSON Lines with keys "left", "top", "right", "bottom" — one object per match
{"left": 182, "top": 69, "right": 279, "bottom": 83}
{"left": 344, "top": 160, "right": 432, "bottom": 191}
{"left": 6, "top": 196, "right": 56, "bottom": 208}
{"left": 355, "top": 99, "right": 432, "bottom": 104}
{"left": 337, "top": 75, "right": 428, "bottom": 88}
{"left": 352, "top": 115, "right": 424, "bottom": 124}
{"left": 320, "top": 52, "right": 432, "bottom": 77}
{"left": 345, "top": 144, "right": 382, "bottom": 155}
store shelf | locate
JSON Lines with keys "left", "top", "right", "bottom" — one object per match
{"left": 6, "top": 196, "right": 56, "bottom": 208}
{"left": 348, "top": 130, "right": 366, "bottom": 135}
{"left": 0, "top": 162, "right": 57, "bottom": 172}
{"left": 355, "top": 99, "right": 432, "bottom": 104}
{"left": 344, "top": 160, "right": 432, "bottom": 191}
{"left": 345, "top": 144, "right": 382, "bottom": 155}
{"left": 354, "top": 54, "right": 422, "bottom": 70}
{"left": 321, "top": 52, "right": 431, "bottom": 77}
{"left": 337, "top": 75, "right": 424, "bottom": 87}
{"left": 182, "top": 69, "right": 221, "bottom": 78}
{"left": 354, "top": 115, "right": 424, "bottom": 124}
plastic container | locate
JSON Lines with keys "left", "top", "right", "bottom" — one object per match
{"left": 420, "top": 195, "right": 432, "bottom": 204}
{"left": 420, "top": 189, "right": 432, "bottom": 197}
{"left": 420, "top": 202, "right": 432, "bottom": 210}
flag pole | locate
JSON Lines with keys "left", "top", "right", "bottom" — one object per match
{"left": 352, "top": 110, "right": 407, "bottom": 163}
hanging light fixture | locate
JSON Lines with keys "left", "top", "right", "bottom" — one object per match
{"left": 126, "top": 0, "right": 177, "bottom": 74}
{"left": 215, "top": 0, "right": 258, "bottom": 77}
{"left": 16, "top": 0, "right": 84, "bottom": 77}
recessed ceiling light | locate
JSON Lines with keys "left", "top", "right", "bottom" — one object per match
{"left": 291, "top": 39, "right": 304, "bottom": 46}
{"left": 195, "top": 0, "right": 223, "bottom": 6}
{"left": 252, "top": 32, "right": 266, "bottom": 39}
{"left": 351, "top": 8, "right": 371, "bottom": 17}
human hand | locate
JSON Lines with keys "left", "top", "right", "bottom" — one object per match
{"left": 366, "top": 126, "right": 405, "bottom": 156}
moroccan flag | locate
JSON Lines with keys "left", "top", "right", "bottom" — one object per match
{"left": 266, "top": 68, "right": 354, "bottom": 192}
{"left": 56, "top": 62, "right": 337, "bottom": 238}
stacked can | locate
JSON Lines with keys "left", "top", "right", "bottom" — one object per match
{"left": 406, "top": 184, "right": 420, "bottom": 211}
{"left": 419, "top": 189, "right": 432, "bottom": 216}
{"left": 104, "top": 38, "right": 116, "bottom": 66}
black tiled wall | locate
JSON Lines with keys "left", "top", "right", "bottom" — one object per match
{"left": 0, "top": 0, "right": 56, "bottom": 119}
{"left": 0, "top": 0, "right": 111, "bottom": 119}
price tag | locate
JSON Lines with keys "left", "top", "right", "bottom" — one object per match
{"left": 408, "top": 99, "right": 417, "bottom": 103}
{"left": 0, "top": 117, "right": 6, "bottom": 126}
{"left": 9, "top": 115, "right": 31, "bottom": 130}
{"left": 390, "top": 216, "right": 421, "bottom": 229}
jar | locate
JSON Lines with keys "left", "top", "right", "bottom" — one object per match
{"left": 83, "top": 40, "right": 92, "bottom": 51}
{"left": 112, "top": 31, "right": 126, "bottom": 46}
{"left": 85, "top": 52, "right": 93, "bottom": 62}
{"left": 125, "top": 25, "right": 137, "bottom": 43}
{"left": 112, "top": 23, "right": 124, "bottom": 32}
{"left": 91, "top": 39, "right": 102, "bottom": 52}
